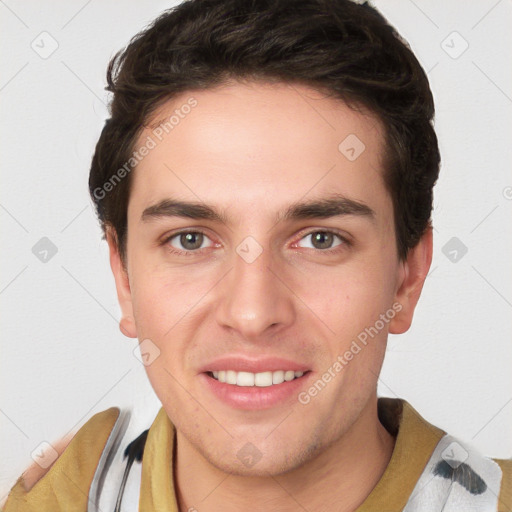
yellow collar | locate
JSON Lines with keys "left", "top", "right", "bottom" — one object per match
{"left": 138, "top": 397, "right": 445, "bottom": 511}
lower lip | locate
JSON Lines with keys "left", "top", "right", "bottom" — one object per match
{"left": 200, "top": 372, "right": 311, "bottom": 410}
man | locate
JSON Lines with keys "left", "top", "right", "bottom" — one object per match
{"left": 3, "top": 0, "right": 510, "bottom": 511}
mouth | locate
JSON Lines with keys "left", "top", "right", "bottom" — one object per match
{"left": 201, "top": 368, "right": 312, "bottom": 410}
{"left": 207, "top": 369, "right": 308, "bottom": 387}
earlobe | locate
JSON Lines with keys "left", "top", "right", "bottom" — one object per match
{"left": 119, "top": 316, "right": 136, "bottom": 338}
{"left": 389, "top": 227, "right": 433, "bottom": 335}
{"left": 106, "top": 226, "right": 138, "bottom": 339}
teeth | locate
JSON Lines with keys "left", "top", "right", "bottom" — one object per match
{"left": 211, "top": 370, "right": 306, "bottom": 386}
{"left": 254, "top": 371, "right": 272, "bottom": 387}
{"left": 237, "top": 371, "right": 254, "bottom": 386}
{"left": 284, "top": 370, "right": 295, "bottom": 381}
{"left": 273, "top": 370, "right": 284, "bottom": 384}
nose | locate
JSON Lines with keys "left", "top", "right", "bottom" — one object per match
{"left": 214, "top": 241, "right": 295, "bottom": 340}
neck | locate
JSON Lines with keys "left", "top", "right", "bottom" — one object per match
{"left": 174, "top": 396, "right": 395, "bottom": 512}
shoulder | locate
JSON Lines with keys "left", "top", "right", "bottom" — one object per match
{"left": 3, "top": 407, "right": 121, "bottom": 512}
{"left": 387, "top": 398, "right": 511, "bottom": 512}
{"left": 493, "top": 457, "right": 512, "bottom": 512}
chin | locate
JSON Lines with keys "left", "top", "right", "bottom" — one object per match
{"left": 200, "top": 436, "right": 322, "bottom": 478}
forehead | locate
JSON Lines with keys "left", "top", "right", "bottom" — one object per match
{"left": 128, "top": 81, "right": 389, "bottom": 222}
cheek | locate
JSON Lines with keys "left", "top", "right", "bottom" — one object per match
{"left": 299, "top": 261, "right": 394, "bottom": 331}
{"left": 130, "top": 262, "right": 211, "bottom": 336}
{"left": 128, "top": 262, "right": 222, "bottom": 389}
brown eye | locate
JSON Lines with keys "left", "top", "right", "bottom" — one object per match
{"left": 167, "top": 231, "right": 213, "bottom": 252}
{"left": 180, "top": 232, "right": 203, "bottom": 250}
{"left": 297, "top": 231, "right": 344, "bottom": 250}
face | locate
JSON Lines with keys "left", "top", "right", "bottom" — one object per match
{"left": 108, "top": 80, "right": 431, "bottom": 476}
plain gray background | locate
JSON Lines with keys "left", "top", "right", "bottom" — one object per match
{"left": 1, "top": 0, "right": 511, "bottom": 499}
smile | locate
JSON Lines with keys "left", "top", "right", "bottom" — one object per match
{"left": 209, "top": 370, "right": 305, "bottom": 387}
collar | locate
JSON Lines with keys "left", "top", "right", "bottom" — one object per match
{"left": 138, "top": 397, "right": 446, "bottom": 511}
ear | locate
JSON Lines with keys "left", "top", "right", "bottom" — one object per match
{"left": 106, "top": 226, "right": 138, "bottom": 339}
{"left": 389, "top": 226, "right": 433, "bottom": 334}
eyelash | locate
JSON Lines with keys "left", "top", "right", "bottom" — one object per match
{"left": 161, "top": 229, "right": 351, "bottom": 256}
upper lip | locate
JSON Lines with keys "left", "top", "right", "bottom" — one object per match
{"left": 198, "top": 356, "right": 311, "bottom": 374}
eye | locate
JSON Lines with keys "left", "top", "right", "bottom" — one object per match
{"left": 296, "top": 230, "right": 346, "bottom": 251}
{"left": 165, "top": 230, "right": 215, "bottom": 253}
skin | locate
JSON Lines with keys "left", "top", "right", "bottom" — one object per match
{"left": 106, "top": 80, "right": 432, "bottom": 512}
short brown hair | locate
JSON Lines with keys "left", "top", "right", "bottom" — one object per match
{"left": 89, "top": 0, "right": 440, "bottom": 262}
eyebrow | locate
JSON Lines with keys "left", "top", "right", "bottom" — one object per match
{"left": 140, "top": 194, "right": 375, "bottom": 225}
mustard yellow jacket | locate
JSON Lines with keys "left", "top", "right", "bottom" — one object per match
{"left": 3, "top": 398, "right": 511, "bottom": 511}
